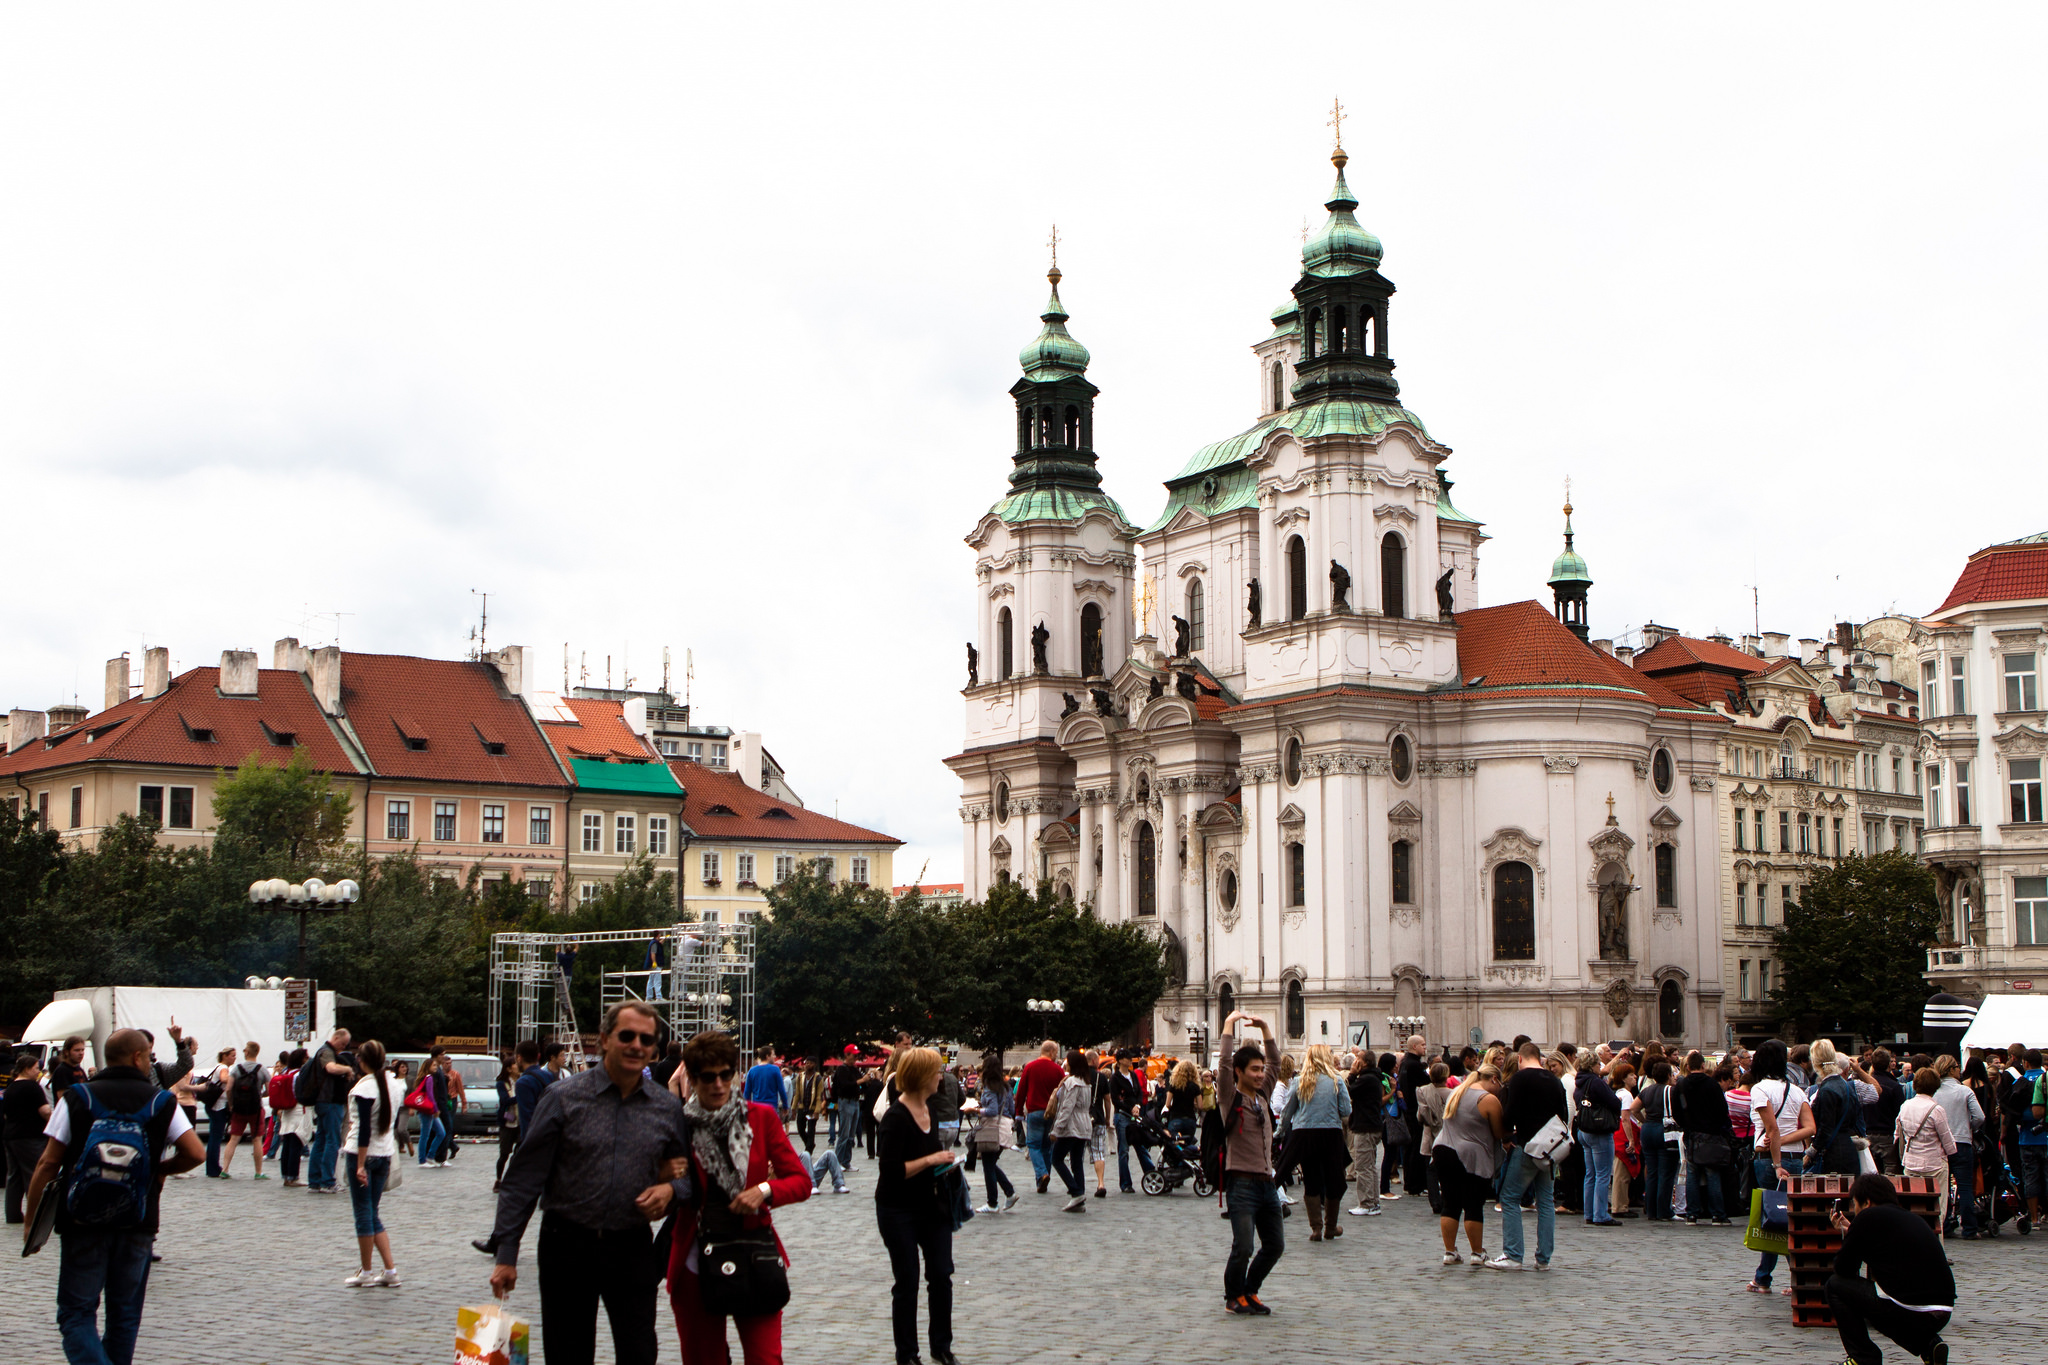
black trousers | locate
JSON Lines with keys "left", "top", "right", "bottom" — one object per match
{"left": 1402, "top": 1114, "right": 1428, "bottom": 1193}
{"left": 877, "top": 1205, "right": 952, "bottom": 1365}
{"left": 796, "top": 1111, "right": 818, "bottom": 1153}
{"left": 1826, "top": 1274, "right": 1947, "bottom": 1365}
{"left": 536, "top": 1213, "right": 660, "bottom": 1365}
{"left": 6, "top": 1136, "right": 44, "bottom": 1223}
{"left": 495, "top": 1127, "right": 520, "bottom": 1181}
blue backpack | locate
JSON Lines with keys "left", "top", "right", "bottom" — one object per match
{"left": 65, "top": 1087, "right": 172, "bottom": 1228}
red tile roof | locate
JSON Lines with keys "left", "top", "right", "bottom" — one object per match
{"left": 0, "top": 666, "right": 361, "bottom": 781}
{"left": 1633, "top": 634, "right": 1767, "bottom": 677}
{"left": 540, "top": 698, "right": 663, "bottom": 766}
{"left": 338, "top": 653, "right": 567, "bottom": 789}
{"left": 1933, "top": 539, "right": 2048, "bottom": 614}
{"left": 1449, "top": 601, "right": 1708, "bottom": 713}
{"left": 669, "top": 760, "right": 901, "bottom": 846}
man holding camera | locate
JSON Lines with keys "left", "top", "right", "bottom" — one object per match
{"left": 1826, "top": 1173, "right": 1954, "bottom": 1365}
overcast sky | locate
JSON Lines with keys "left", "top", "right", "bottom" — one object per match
{"left": 3, "top": 8, "right": 2043, "bottom": 883}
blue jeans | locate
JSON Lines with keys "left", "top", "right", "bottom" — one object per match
{"left": 1223, "top": 1175, "right": 1284, "bottom": 1299}
{"left": 416, "top": 1114, "right": 446, "bottom": 1165}
{"left": 1497, "top": 1148, "right": 1555, "bottom": 1266}
{"left": 1024, "top": 1110, "right": 1051, "bottom": 1182}
{"left": 1753, "top": 1157, "right": 1782, "bottom": 1286}
{"left": 1580, "top": 1134, "right": 1615, "bottom": 1222}
{"left": 981, "top": 1148, "right": 1015, "bottom": 1207}
{"left": 811, "top": 1148, "right": 846, "bottom": 1192}
{"left": 834, "top": 1099, "right": 860, "bottom": 1169}
{"left": 309, "top": 1103, "right": 344, "bottom": 1190}
{"left": 346, "top": 1153, "right": 390, "bottom": 1236}
{"left": 1686, "top": 1147, "right": 1726, "bottom": 1222}
{"left": 1051, "top": 1136, "right": 1087, "bottom": 1196}
{"left": 1640, "top": 1124, "right": 1675, "bottom": 1220}
{"left": 1948, "top": 1146, "right": 1976, "bottom": 1235}
{"left": 204, "top": 1108, "right": 226, "bottom": 1177}
{"left": 56, "top": 1229, "right": 154, "bottom": 1365}
{"left": 1114, "top": 1111, "right": 1155, "bottom": 1190}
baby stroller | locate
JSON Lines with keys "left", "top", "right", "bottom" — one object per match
{"left": 1132, "top": 1111, "right": 1213, "bottom": 1197}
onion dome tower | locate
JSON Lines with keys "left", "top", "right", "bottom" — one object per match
{"left": 1004, "top": 244, "right": 1109, "bottom": 508}
{"left": 1288, "top": 104, "right": 1400, "bottom": 408}
{"left": 1549, "top": 490, "right": 1593, "bottom": 642}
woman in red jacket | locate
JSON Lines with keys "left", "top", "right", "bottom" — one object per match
{"left": 667, "top": 1031, "right": 812, "bottom": 1364}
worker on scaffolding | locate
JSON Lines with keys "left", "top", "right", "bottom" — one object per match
{"left": 643, "top": 936, "right": 667, "bottom": 1002}
{"left": 555, "top": 944, "right": 578, "bottom": 990}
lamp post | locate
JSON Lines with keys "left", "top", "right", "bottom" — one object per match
{"left": 249, "top": 877, "right": 359, "bottom": 977}
{"left": 1387, "top": 1014, "right": 1425, "bottom": 1046}
{"left": 1026, "top": 998, "right": 1066, "bottom": 1041}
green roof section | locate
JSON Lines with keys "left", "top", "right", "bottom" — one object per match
{"left": 1018, "top": 270, "right": 1091, "bottom": 380}
{"left": 569, "top": 756, "right": 686, "bottom": 797}
{"left": 990, "top": 486, "right": 1132, "bottom": 526}
{"left": 1302, "top": 153, "right": 1383, "bottom": 279}
{"left": 1437, "top": 485, "right": 1478, "bottom": 524}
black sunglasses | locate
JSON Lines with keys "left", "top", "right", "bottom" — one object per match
{"left": 693, "top": 1067, "right": 735, "bottom": 1084}
{"left": 612, "top": 1029, "right": 658, "bottom": 1046}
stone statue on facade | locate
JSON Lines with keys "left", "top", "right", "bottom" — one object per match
{"left": 1091, "top": 687, "right": 1116, "bottom": 717}
{"left": 1176, "top": 670, "right": 1198, "bottom": 701}
{"left": 1598, "top": 874, "right": 1633, "bottom": 960}
{"left": 1172, "top": 614, "right": 1191, "bottom": 657}
{"left": 1148, "top": 676, "right": 1164, "bottom": 699}
{"left": 1329, "top": 560, "right": 1350, "bottom": 612}
{"left": 966, "top": 642, "right": 978, "bottom": 688}
{"left": 1060, "top": 691, "right": 1079, "bottom": 718}
{"left": 1246, "top": 578, "right": 1262, "bottom": 629}
{"left": 1436, "top": 567, "right": 1456, "bottom": 618}
{"left": 1030, "top": 622, "right": 1050, "bottom": 675}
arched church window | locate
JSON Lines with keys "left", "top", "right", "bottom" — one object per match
{"left": 1659, "top": 979, "right": 1683, "bottom": 1038}
{"left": 1390, "top": 734, "right": 1412, "bottom": 783}
{"left": 1040, "top": 405, "right": 1054, "bottom": 447}
{"left": 1135, "top": 821, "right": 1156, "bottom": 917}
{"left": 1333, "top": 305, "right": 1349, "bottom": 353}
{"left": 1218, "top": 982, "right": 1235, "bottom": 1037}
{"left": 1080, "top": 603, "right": 1104, "bottom": 678}
{"left": 1186, "top": 580, "right": 1205, "bottom": 652}
{"left": 1219, "top": 866, "right": 1238, "bottom": 911}
{"left": 1063, "top": 405, "right": 1080, "bottom": 447}
{"left": 1305, "top": 308, "right": 1322, "bottom": 359}
{"left": 1380, "top": 532, "right": 1406, "bottom": 619}
{"left": 995, "top": 782, "right": 1010, "bottom": 825}
{"left": 1391, "top": 838, "right": 1413, "bottom": 904}
{"left": 1492, "top": 861, "right": 1534, "bottom": 960}
{"left": 997, "top": 607, "right": 1014, "bottom": 681}
{"left": 1655, "top": 843, "right": 1676, "bottom": 908}
{"left": 1287, "top": 840, "right": 1306, "bottom": 907}
{"left": 1285, "top": 978, "right": 1305, "bottom": 1039}
{"left": 1653, "top": 749, "right": 1674, "bottom": 795}
{"left": 1017, "top": 407, "right": 1031, "bottom": 450}
{"left": 1287, "top": 536, "right": 1308, "bottom": 622}
{"left": 1269, "top": 361, "right": 1284, "bottom": 412}
{"left": 1359, "top": 310, "right": 1374, "bottom": 355}
{"left": 1285, "top": 738, "right": 1303, "bottom": 786}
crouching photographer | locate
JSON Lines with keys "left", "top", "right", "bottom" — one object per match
{"left": 1826, "top": 1173, "right": 1954, "bottom": 1365}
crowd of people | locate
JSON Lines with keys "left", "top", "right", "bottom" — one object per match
{"left": 9, "top": 1009, "right": 2044, "bottom": 1365}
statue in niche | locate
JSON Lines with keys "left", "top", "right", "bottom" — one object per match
{"left": 1176, "top": 671, "right": 1198, "bottom": 701}
{"left": 1246, "top": 579, "right": 1261, "bottom": 629}
{"left": 965, "top": 643, "right": 978, "bottom": 688}
{"left": 1060, "top": 691, "right": 1079, "bottom": 719}
{"left": 1597, "top": 865, "right": 1633, "bottom": 961}
{"left": 1148, "top": 676, "right": 1164, "bottom": 699}
{"left": 1030, "top": 622, "right": 1050, "bottom": 675}
{"left": 1091, "top": 687, "right": 1116, "bottom": 717}
{"left": 1172, "top": 614, "right": 1191, "bottom": 657}
{"left": 1436, "top": 567, "right": 1457, "bottom": 618}
{"left": 1329, "top": 560, "right": 1351, "bottom": 612}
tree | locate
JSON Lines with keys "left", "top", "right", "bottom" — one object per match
{"left": 0, "top": 799, "right": 72, "bottom": 1024}
{"left": 308, "top": 853, "right": 488, "bottom": 1045}
{"left": 1770, "top": 850, "right": 1941, "bottom": 1042}
{"left": 756, "top": 867, "right": 902, "bottom": 1056}
{"left": 210, "top": 748, "right": 354, "bottom": 874}
{"left": 518, "top": 856, "right": 680, "bottom": 1036}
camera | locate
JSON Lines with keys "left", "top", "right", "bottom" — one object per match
{"left": 1832, "top": 1198, "right": 1849, "bottom": 1218}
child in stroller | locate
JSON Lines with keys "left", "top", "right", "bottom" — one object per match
{"left": 1131, "top": 1108, "right": 1214, "bottom": 1197}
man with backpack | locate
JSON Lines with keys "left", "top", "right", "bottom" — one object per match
{"left": 218, "top": 1042, "right": 270, "bottom": 1180}
{"left": 301, "top": 1028, "right": 355, "bottom": 1194}
{"left": 2014, "top": 1048, "right": 2046, "bottom": 1228}
{"left": 1212, "top": 1009, "right": 1283, "bottom": 1316}
{"left": 22, "top": 1028, "right": 204, "bottom": 1365}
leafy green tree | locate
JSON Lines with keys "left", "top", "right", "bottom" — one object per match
{"left": 210, "top": 748, "right": 354, "bottom": 874}
{"left": 1770, "top": 850, "right": 1941, "bottom": 1041}
{"left": 756, "top": 867, "right": 902, "bottom": 1056}
{"left": 0, "top": 799, "right": 72, "bottom": 1024}
{"left": 518, "top": 856, "right": 680, "bottom": 1036}
{"left": 308, "top": 852, "right": 488, "bottom": 1045}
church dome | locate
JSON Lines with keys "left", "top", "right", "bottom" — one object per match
{"left": 1549, "top": 546, "right": 1591, "bottom": 585}
{"left": 1019, "top": 269, "right": 1091, "bottom": 379}
{"left": 1301, "top": 152, "right": 1382, "bottom": 278}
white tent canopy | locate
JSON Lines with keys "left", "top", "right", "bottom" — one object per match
{"left": 1958, "top": 994, "right": 2048, "bottom": 1052}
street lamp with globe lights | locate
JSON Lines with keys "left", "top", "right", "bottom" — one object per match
{"left": 1026, "top": 998, "right": 1065, "bottom": 1039}
{"left": 249, "top": 877, "right": 359, "bottom": 976}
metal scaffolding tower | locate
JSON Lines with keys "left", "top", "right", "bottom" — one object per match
{"left": 487, "top": 921, "right": 755, "bottom": 1059}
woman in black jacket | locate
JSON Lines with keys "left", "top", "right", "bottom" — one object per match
{"left": 1671, "top": 1050, "right": 1734, "bottom": 1225}
{"left": 1344, "top": 1052, "right": 1385, "bottom": 1216}
{"left": 1573, "top": 1053, "right": 1622, "bottom": 1226}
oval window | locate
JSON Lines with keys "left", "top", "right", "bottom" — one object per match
{"left": 1220, "top": 868, "right": 1238, "bottom": 910}
{"left": 1285, "top": 738, "right": 1303, "bottom": 786}
{"left": 1653, "top": 749, "right": 1674, "bottom": 795}
{"left": 995, "top": 783, "right": 1010, "bottom": 824}
{"left": 1390, "top": 735, "right": 1412, "bottom": 783}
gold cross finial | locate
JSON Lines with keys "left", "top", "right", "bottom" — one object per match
{"left": 1301, "top": 218, "right": 1310, "bottom": 247}
{"left": 1047, "top": 223, "right": 1060, "bottom": 273}
{"left": 1328, "top": 97, "right": 1346, "bottom": 153}
{"left": 1605, "top": 791, "right": 1616, "bottom": 817}
{"left": 1564, "top": 475, "right": 1573, "bottom": 518}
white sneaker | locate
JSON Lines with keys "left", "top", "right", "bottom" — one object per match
{"left": 1482, "top": 1255, "right": 1524, "bottom": 1272}
{"left": 1362, "top": 1206, "right": 1383, "bottom": 1217}
{"left": 1348, "top": 1205, "right": 1371, "bottom": 1216}
{"left": 1062, "top": 1195, "right": 1088, "bottom": 1212}
{"left": 1468, "top": 1248, "right": 1488, "bottom": 1267}
{"left": 1003, "top": 1194, "right": 1020, "bottom": 1211}
{"left": 976, "top": 1204, "right": 1000, "bottom": 1214}
{"left": 377, "top": 1267, "right": 401, "bottom": 1288}
{"left": 1441, "top": 1250, "right": 1464, "bottom": 1265}
{"left": 344, "top": 1269, "right": 380, "bottom": 1288}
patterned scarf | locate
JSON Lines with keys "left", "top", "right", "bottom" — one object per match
{"left": 684, "top": 1094, "right": 752, "bottom": 1198}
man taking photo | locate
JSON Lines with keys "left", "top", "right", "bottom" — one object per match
{"left": 1827, "top": 1172, "right": 1954, "bottom": 1365}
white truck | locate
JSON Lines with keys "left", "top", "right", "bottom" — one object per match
{"left": 19, "top": 985, "right": 339, "bottom": 1073}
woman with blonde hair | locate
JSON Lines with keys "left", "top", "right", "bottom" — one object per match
{"left": 1435, "top": 1062, "right": 1504, "bottom": 1265}
{"left": 1280, "top": 1044, "right": 1353, "bottom": 1242}
{"left": 1162, "top": 1059, "right": 1201, "bottom": 1144}
{"left": 875, "top": 1046, "right": 961, "bottom": 1365}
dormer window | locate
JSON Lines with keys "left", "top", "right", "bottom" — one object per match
{"left": 704, "top": 803, "right": 736, "bottom": 816}
{"left": 763, "top": 807, "right": 795, "bottom": 820}
{"left": 393, "top": 714, "right": 429, "bottom": 751}
{"left": 180, "top": 714, "right": 216, "bottom": 743}
{"left": 262, "top": 721, "right": 297, "bottom": 747}
{"left": 473, "top": 722, "right": 507, "bottom": 756}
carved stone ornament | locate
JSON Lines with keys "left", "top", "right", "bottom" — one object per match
{"left": 1603, "top": 978, "right": 1634, "bottom": 1026}
{"left": 1544, "top": 755, "right": 1580, "bottom": 774}
{"left": 1420, "top": 759, "right": 1479, "bottom": 776}
{"left": 1214, "top": 852, "right": 1241, "bottom": 932}
{"left": 1277, "top": 803, "right": 1307, "bottom": 832}
{"left": 1072, "top": 578, "right": 1117, "bottom": 597}
{"left": 1586, "top": 826, "right": 1634, "bottom": 891}
{"left": 1480, "top": 827, "right": 1545, "bottom": 898}
{"left": 1653, "top": 909, "right": 1683, "bottom": 930}
{"left": 1993, "top": 724, "right": 2048, "bottom": 757}
{"left": 987, "top": 582, "right": 1015, "bottom": 599}
{"left": 1632, "top": 759, "right": 1650, "bottom": 780}
{"left": 1689, "top": 775, "right": 1718, "bottom": 793}
{"left": 1236, "top": 763, "right": 1278, "bottom": 786}
{"left": 1484, "top": 964, "right": 1546, "bottom": 985}
{"left": 1373, "top": 502, "right": 1418, "bottom": 527}
{"left": 1386, "top": 799, "right": 1423, "bottom": 832}
{"left": 1282, "top": 908, "right": 1307, "bottom": 931}
{"left": 1274, "top": 506, "right": 1311, "bottom": 530}
{"left": 1391, "top": 903, "right": 1421, "bottom": 928}
{"left": 1176, "top": 560, "right": 1208, "bottom": 579}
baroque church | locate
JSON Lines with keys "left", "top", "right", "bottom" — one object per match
{"left": 945, "top": 135, "right": 1728, "bottom": 1057}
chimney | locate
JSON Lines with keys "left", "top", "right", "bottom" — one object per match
{"left": 1707, "top": 632, "right": 1733, "bottom": 647}
{"left": 487, "top": 645, "right": 531, "bottom": 701}
{"left": 1615, "top": 644, "right": 1636, "bottom": 666}
{"left": 6, "top": 708, "right": 46, "bottom": 755}
{"left": 1740, "top": 634, "right": 1761, "bottom": 656}
{"left": 219, "top": 649, "right": 258, "bottom": 697}
{"left": 1798, "top": 638, "right": 1821, "bottom": 663}
{"left": 737, "top": 732, "right": 765, "bottom": 789}
{"left": 105, "top": 656, "right": 130, "bottom": 713}
{"left": 621, "top": 695, "right": 647, "bottom": 737}
{"left": 47, "top": 704, "right": 87, "bottom": 733}
{"left": 1591, "top": 638, "right": 1615, "bottom": 657}
{"left": 1835, "top": 621, "right": 1856, "bottom": 650}
{"left": 273, "top": 637, "right": 308, "bottom": 673}
{"left": 141, "top": 647, "right": 171, "bottom": 700}
{"left": 1640, "top": 622, "right": 1679, "bottom": 650}
{"left": 308, "top": 646, "right": 343, "bottom": 717}
{"left": 1761, "top": 632, "right": 1790, "bottom": 659}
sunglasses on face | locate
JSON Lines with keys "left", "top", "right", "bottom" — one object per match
{"left": 693, "top": 1068, "right": 735, "bottom": 1084}
{"left": 612, "top": 1029, "right": 658, "bottom": 1047}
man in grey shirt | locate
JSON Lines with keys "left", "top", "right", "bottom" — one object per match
{"left": 488, "top": 1003, "right": 691, "bottom": 1365}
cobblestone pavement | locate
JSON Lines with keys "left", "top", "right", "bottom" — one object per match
{"left": 2, "top": 1138, "right": 2034, "bottom": 1362}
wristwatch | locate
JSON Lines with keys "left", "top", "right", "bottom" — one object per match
{"left": 757, "top": 1181, "right": 771, "bottom": 1202}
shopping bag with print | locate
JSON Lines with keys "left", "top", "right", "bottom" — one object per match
{"left": 454, "top": 1303, "right": 529, "bottom": 1365}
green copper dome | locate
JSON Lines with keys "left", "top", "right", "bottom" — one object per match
{"left": 1019, "top": 269, "right": 1091, "bottom": 380}
{"left": 1549, "top": 501, "right": 1592, "bottom": 584}
{"left": 1302, "top": 152, "right": 1382, "bottom": 278}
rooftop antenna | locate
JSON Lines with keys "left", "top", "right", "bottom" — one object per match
{"left": 662, "top": 647, "right": 672, "bottom": 696}
{"left": 468, "top": 590, "right": 489, "bottom": 660}
{"left": 622, "top": 645, "right": 633, "bottom": 692}
{"left": 606, "top": 654, "right": 612, "bottom": 690}
{"left": 578, "top": 651, "right": 589, "bottom": 687}
{"left": 686, "top": 649, "right": 695, "bottom": 710}
{"left": 563, "top": 643, "right": 570, "bottom": 693}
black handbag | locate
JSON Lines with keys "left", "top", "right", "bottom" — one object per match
{"left": 1573, "top": 1099, "right": 1620, "bottom": 1137}
{"left": 1687, "top": 1132, "right": 1733, "bottom": 1167}
{"left": 696, "top": 1227, "right": 789, "bottom": 1319}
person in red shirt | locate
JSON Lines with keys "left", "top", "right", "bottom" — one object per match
{"left": 1015, "top": 1041, "right": 1066, "bottom": 1195}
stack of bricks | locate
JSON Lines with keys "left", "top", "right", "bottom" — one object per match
{"left": 1785, "top": 1173, "right": 1942, "bottom": 1328}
